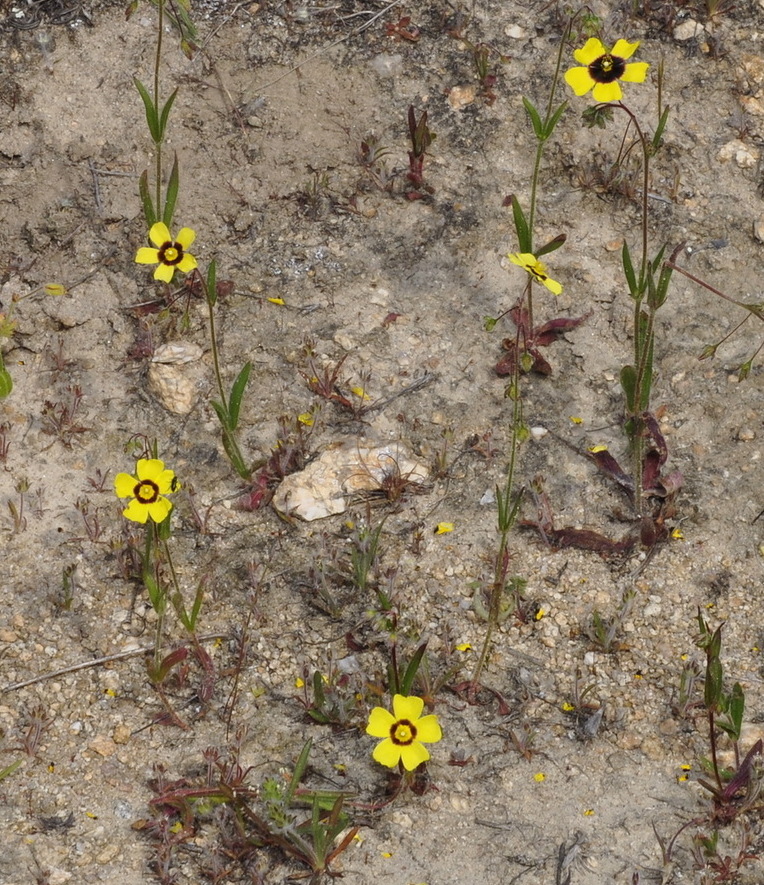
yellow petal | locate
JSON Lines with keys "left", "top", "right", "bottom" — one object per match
{"left": 175, "top": 227, "right": 196, "bottom": 249}
{"left": 573, "top": 37, "right": 606, "bottom": 65}
{"left": 611, "top": 39, "right": 639, "bottom": 60}
{"left": 399, "top": 741, "right": 430, "bottom": 771}
{"left": 149, "top": 222, "right": 171, "bottom": 247}
{"left": 135, "top": 247, "right": 160, "bottom": 265}
{"left": 154, "top": 468, "right": 177, "bottom": 495}
{"left": 154, "top": 263, "right": 175, "bottom": 283}
{"left": 621, "top": 62, "right": 649, "bottom": 83}
{"left": 372, "top": 738, "right": 402, "bottom": 768}
{"left": 508, "top": 252, "right": 535, "bottom": 270}
{"left": 147, "top": 497, "right": 172, "bottom": 523}
{"left": 564, "top": 66, "right": 594, "bottom": 96}
{"left": 114, "top": 472, "right": 138, "bottom": 497}
{"left": 592, "top": 80, "right": 623, "bottom": 103}
{"left": 137, "top": 459, "right": 166, "bottom": 481}
{"left": 177, "top": 253, "right": 198, "bottom": 274}
{"left": 123, "top": 499, "right": 149, "bottom": 523}
{"left": 366, "top": 707, "right": 395, "bottom": 737}
{"left": 415, "top": 714, "right": 442, "bottom": 744}
{"left": 44, "top": 283, "right": 67, "bottom": 296}
{"left": 542, "top": 275, "right": 563, "bottom": 296}
{"left": 392, "top": 695, "right": 424, "bottom": 722}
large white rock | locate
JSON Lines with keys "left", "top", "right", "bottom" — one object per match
{"left": 272, "top": 439, "right": 429, "bottom": 521}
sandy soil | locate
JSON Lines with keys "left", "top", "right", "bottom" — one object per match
{"left": 2, "top": 0, "right": 764, "bottom": 882}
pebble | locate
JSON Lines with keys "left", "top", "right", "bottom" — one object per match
{"left": 112, "top": 723, "right": 131, "bottom": 745}
{"left": 272, "top": 439, "right": 428, "bottom": 520}
{"left": 148, "top": 342, "right": 205, "bottom": 415}
{"left": 673, "top": 19, "right": 704, "bottom": 41}
{"left": 89, "top": 734, "right": 117, "bottom": 757}
{"left": 738, "top": 427, "right": 756, "bottom": 441}
{"left": 754, "top": 219, "right": 764, "bottom": 243}
{"left": 717, "top": 139, "right": 760, "bottom": 168}
{"left": 504, "top": 24, "right": 526, "bottom": 39}
{"left": 447, "top": 85, "right": 477, "bottom": 110}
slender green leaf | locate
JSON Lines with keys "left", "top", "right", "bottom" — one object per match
{"left": 0, "top": 366, "right": 12, "bottom": 398}
{"left": 188, "top": 582, "right": 205, "bottom": 631}
{"left": 133, "top": 77, "right": 160, "bottom": 142}
{"left": 162, "top": 153, "right": 180, "bottom": 229}
{"left": 620, "top": 364, "right": 637, "bottom": 414}
{"left": 622, "top": 241, "right": 637, "bottom": 296}
{"left": 652, "top": 105, "right": 670, "bottom": 151}
{"left": 522, "top": 96, "right": 544, "bottom": 140}
{"left": 535, "top": 233, "right": 566, "bottom": 257}
{"left": 651, "top": 262, "right": 673, "bottom": 310}
{"left": 400, "top": 643, "right": 428, "bottom": 696}
{"left": 139, "top": 169, "right": 157, "bottom": 228}
{"left": 0, "top": 759, "right": 23, "bottom": 782}
{"left": 228, "top": 362, "right": 251, "bottom": 430}
{"left": 705, "top": 654, "right": 723, "bottom": 711}
{"left": 211, "top": 398, "right": 231, "bottom": 428}
{"left": 158, "top": 87, "right": 179, "bottom": 143}
{"left": 509, "top": 195, "right": 531, "bottom": 253}
{"left": 143, "top": 571, "right": 165, "bottom": 613}
{"left": 157, "top": 508, "right": 173, "bottom": 541}
{"left": 727, "top": 682, "right": 745, "bottom": 741}
{"left": 286, "top": 739, "right": 312, "bottom": 804}
{"left": 542, "top": 100, "right": 568, "bottom": 139}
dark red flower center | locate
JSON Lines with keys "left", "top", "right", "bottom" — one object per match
{"left": 157, "top": 241, "right": 184, "bottom": 266}
{"left": 391, "top": 719, "right": 416, "bottom": 746}
{"left": 589, "top": 53, "right": 626, "bottom": 84}
{"left": 135, "top": 480, "right": 159, "bottom": 504}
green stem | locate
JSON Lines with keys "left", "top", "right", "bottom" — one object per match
{"left": 154, "top": 0, "right": 165, "bottom": 218}
{"left": 526, "top": 22, "right": 569, "bottom": 331}
{"left": 145, "top": 523, "right": 164, "bottom": 667}
{"left": 472, "top": 349, "right": 523, "bottom": 686}
{"left": 206, "top": 284, "right": 227, "bottom": 408}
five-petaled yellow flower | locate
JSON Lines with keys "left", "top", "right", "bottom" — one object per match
{"left": 135, "top": 222, "right": 198, "bottom": 283}
{"left": 564, "top": 38, "right": 649, "bottom": 103}
{"left": 508, "top": 252, "right": 562, "bottom": 295}
{"left": 114, "top": 458, "right": 179, "bottom": 524}
{"left": 366, "top": 694, "right": 442, "bottom": 771}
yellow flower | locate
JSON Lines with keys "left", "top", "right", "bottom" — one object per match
{"left": 564, "top": 38, "right": 649, "bottom": 103}
{"left": 114, "top": 458, "right": 179, "bottom": 523}
{"left": 435, "top": 522, "right": 454, "bottom": 534}
{"left": 366, "top": 694, "right": 442, "bottom": 771}
{"left": 508, "top": 253, "right": 562, "bottom": 295}
{"left": 135, "top": 222, "right": 197, "bottom": 283}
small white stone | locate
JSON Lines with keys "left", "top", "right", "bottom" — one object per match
{"left": 674, "top": 19, "right": 704, "bottom": 41}
{"left": 504, "top": 24, "right": 526, "bottom": 39}
{"left": 530, "top": 425, "right": 548, "bottom": 440}
{"left": 718, "top": 139, "right": 760, "bottom": 168}
{"left": 447, "top": 84, "right": 477, "bottom": 110}
{"left": 272, "top": 440, "right": 428, "bottom": 521}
